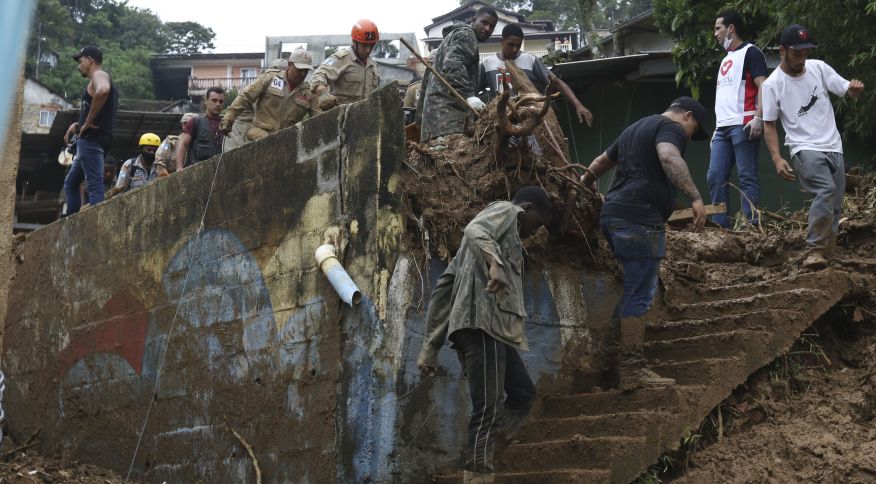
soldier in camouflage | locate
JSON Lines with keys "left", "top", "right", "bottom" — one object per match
{"left": 418, "top": 7, "right": 498, "bottom": 141}
{"left": 221, "top": 50, "right": 320, "bottom": 143}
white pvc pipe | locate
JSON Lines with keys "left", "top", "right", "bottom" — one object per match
{"left": 315, "top": 244, "right": 361, "bottom": 306}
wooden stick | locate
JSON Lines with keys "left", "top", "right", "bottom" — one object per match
{"left": 225, "top": 421, "right": 262, "bottom": 484}
{"left": 399, "top": 38, "right": 479, "bottom": 118}
{"left": 667, "top": 203, "right": 726, "bottom": 222}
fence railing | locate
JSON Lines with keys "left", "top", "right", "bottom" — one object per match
{"left": 188, "top": 77, "right": 258, "bottom": 92}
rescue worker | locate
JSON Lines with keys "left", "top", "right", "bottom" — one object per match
{"left": 106, "top": 133, "right": 163, "bottom": 198}
{"left": 224, "top": 58, "right": 289, "bottom": 151}
{"left": 155, "top": 112, "right": 197, "bottom": 174}
{"left": 220, "top": 49, "right": 320, "bottom": 143}
{"left": 311, "top": 19, "right": 381, "bottom": 110}
{"left": 176, "top": 86, "right": 225, "bottom": 171}
{"left": 403, "top": 79, "right": 421, "bottom": 124}
{"left": 419, "top": 7, "right": 498, "bottom": 141}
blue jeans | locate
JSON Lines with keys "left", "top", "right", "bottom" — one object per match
{"left": 601, "top": 216, "right": 665, "bottom": 318}
{"left": 64, "top": 138, "right": 105, "bottom": 214}
{"left": 792, "top": 150, "right": 845, "bottom": 250}
{"left": 707, "top": 125, "right": 760, "bottom": 227}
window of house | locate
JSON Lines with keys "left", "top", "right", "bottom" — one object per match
{"left": 39, "top": 110, "right": 56, "bottom": 127}
{"left": 241, "top": 68, "right": 257, "bottom": 79}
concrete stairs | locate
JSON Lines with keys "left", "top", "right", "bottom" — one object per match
{"left": 435, "top": 269, "right": 866, "bottom": 483}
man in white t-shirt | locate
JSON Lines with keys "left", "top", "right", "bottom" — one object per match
{"left": 762, "top": 24, "right": 865, "bottom": 269}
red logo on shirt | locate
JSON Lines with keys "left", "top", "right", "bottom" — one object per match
{"left": 720, "top": 59, "right": 733, "bottom": 76}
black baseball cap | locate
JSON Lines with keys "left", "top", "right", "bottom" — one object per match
{"left": 73, "top": 45, "right": 103, "bottom": 63}
{"left": 669, "top": 96, "right": 710, "bottom": 141}
{"left": 780, "top": 24, "right": 817, "bottom": 49}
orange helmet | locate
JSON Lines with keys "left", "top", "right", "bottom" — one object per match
{"left": 352, "top": 19, "right": 380, "bottom": 44}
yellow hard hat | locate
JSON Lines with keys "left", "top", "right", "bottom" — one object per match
{"left": 139, "top": 132, "right": 161, "bottom": 147}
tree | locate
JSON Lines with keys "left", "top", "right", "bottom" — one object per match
{"left": 459, "top": 0, "right": 650, "bottom": 30}
{"left": 372, "top": 40, "right": 399, "bottom": 59}
{"left": 163, "top": 21, "right": 216, "bottom": 54}
{"left": 653, "top": 0, "right": 876, "bottom": 156}
{"left": 26, "top": 0, "right": 218, "bottom": 101}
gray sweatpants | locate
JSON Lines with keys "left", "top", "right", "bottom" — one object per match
{"left": 792, "top": 150, "right": 845, "bottom": 250}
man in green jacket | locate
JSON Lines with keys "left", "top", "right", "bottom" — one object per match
{"left": 418, "top": 6, "right": 498, "bottom": 141}
{"left": 418, "top": 186, "right": 551, "bottom": 483}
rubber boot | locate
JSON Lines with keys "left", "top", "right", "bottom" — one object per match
{"left": 463, "top": 470, "right": 495, "bottom": 483}
{"left": 825, "top": 233, "right": 838, "bottom": 259}
{"left": 803, "top": 249, "right": 828, "bottom": 270}
{"left": 618, "top": 315, "right": 675, "bottom": 391}
{"left": 498, "top": 408, "right": 527, "bottom": 444}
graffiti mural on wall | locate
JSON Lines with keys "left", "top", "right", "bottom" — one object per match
{"left": 54, "top": 229, "right": 327, "bottom": 478}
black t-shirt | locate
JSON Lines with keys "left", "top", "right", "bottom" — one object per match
{"left": 78, "top": 80, "right": 118, "bottom": 152}
{"left": 601, "top": 115, "right": 689, "bottom": 226}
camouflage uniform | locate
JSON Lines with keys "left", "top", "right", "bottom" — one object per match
{"left": 311, "top": 48, "right": 380, "bottom": 106}
{"left": 223, "top": 69, "right": 320, "bottom": 142}
{"left": 403, "top": 79, "right": 421, "bottom": 109}
{"left": 419, "top": 22, "right": 480, "bottom": 141}
{"left": 154, "top": 134, "right": 179, "bottom": 173}
{"left": 225, "top": 59, "right": 288, "bottom": 151}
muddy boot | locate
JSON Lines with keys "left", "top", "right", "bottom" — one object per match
{"left": 619, "top": 357, "right": 676, "bottom": 392}
{"left": 826, "top": 233, "right": 838, "bottom": 258}
{"left": 618, "top": 316, "right": 674, "bottom": 392}
{"left": 803, "top": 250, "right": 828, "bottom": 270}
{"left": 463, "top": 470, "right": 495, "bottom": 484}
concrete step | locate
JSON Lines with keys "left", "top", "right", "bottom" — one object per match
{"left": 517, "top": 410, "right": 674, "bottom": 442}
{"left": 433, "top": 469, "right": 611, "bottom": 484}
{"left": 644, "top": 329, "right": 768, "bottom": 363}
{"left": 501, "top": 436, "right": 646, "bottom": 472}
{"left": 543, "top": 384, "right": 704, "bottom": 418}
{"left": 666, "top": 287, "right": 827, "bottom": 320}
{"left": 671, "top": 269, "right": 852, "bottom": 305}
{"left": 650, "top": 356, "right": 746, "bottom": 385}
{"left": 645, "top": 309, "right": 801, "bottom": 342}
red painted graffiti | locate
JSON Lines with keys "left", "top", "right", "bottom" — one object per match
{"left": 56, "top": 290, "right": 149, "bottom": 377}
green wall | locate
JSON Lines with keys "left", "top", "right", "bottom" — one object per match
{"left": 555, "top": 76, "right": 867, "bottom": 219}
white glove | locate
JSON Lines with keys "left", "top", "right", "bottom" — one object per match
{"left": 745, "top": 116, "right": 764, "bottom": 140}
{"left": 467, "top": 96, "right": 485, "bottom": 112}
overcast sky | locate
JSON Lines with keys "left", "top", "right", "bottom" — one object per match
{"left": 126, "top": 0, "right": 461, "bottom": 53}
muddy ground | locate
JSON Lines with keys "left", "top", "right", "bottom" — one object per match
{"left": 666, "top": 319, "right": 876, "bottom": 484}
{"left": 0, "top": 436, "right": 126, "bottom": 483}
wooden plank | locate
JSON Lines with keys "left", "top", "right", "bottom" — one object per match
{"left": 668, "top": 203, "right": 726, "bottom": 222}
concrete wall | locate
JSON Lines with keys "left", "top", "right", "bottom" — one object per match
{"left": 3, "top": 83, "right": 623, "bottom": 482}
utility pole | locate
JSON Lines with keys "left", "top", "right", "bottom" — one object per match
{"left": 35, "top": 22, "right": 42, "bottom": 80}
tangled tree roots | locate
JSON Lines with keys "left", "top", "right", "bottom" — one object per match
{"left": 402, "top": 60, "right": 602, "bottom": 260}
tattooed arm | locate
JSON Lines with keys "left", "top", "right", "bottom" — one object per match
{"left": 657, "top": 142, "right": 706, "bottom": 231}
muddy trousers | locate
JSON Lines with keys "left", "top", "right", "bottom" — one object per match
{"left": 451, "top": 328, "right": 535, "bottom": 474}
{"left": 601, "top": 216, "right": 665, "bottom": 366}
{"left": 792, "top": 150, "right": 845, "bottom": 252}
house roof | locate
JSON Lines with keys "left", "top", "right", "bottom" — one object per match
{"left": 427, "top": 0, "right": 524, "bottom": 27}
{"left": 150, "top": 52, "right": 265, "bottom": 62}
{"left": 552, "top": 52, "right": 671, "bottom": 81}
{"left": 610, "top": 8, "right": 655, "bottom": 34}
{"left": 25, "top": 76, "right": 69, "bottom": 101}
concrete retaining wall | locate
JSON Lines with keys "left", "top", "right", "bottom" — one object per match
{"left": 2, "top": 85, "right": 622, "bottom": 482}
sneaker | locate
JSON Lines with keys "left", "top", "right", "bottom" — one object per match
{"left": 620, "top": 366, "right": 675, "bottom": 392}
{"left": 802, "top": 251, "right": 828, "bottom": 270}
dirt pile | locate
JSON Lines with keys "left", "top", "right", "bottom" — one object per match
{"left": 671, "top": 320, "right": 876, "bottom": 483}
{"left": 401, "top": 61, "right": 602, "bottom": 262}
{"left": 0, "top": 435, "right": 127, "bottom": 483}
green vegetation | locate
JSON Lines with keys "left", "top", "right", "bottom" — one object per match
{"left": 652, "top": 0, "right": 876, "bottom": 161}
{"left": 27, "top": 0, "right": 216, "bottom": 100}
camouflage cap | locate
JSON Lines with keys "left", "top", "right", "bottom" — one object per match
{"left": 289, "top": 49, "right": 313, "bottom": 70}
